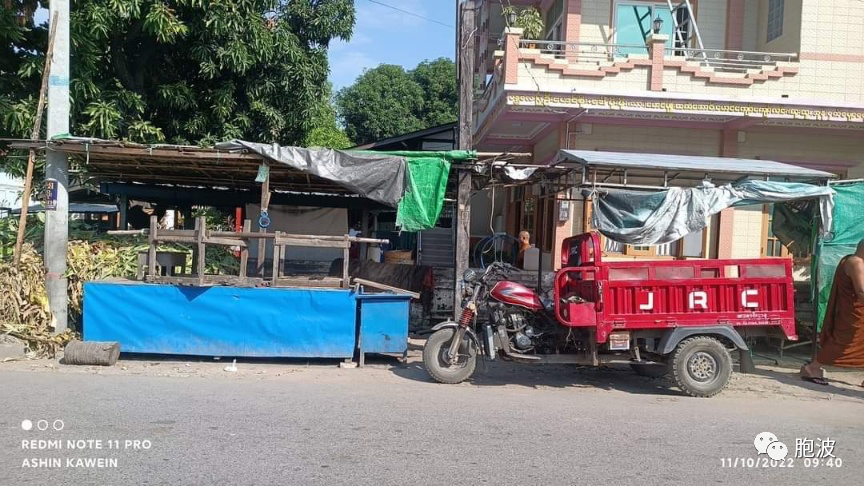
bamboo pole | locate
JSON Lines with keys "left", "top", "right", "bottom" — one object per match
{"left": 13, "top": 14, "right": 59, "bottom": 265}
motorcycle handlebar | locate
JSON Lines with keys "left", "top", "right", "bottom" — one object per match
{"left": 483, "top": 261, "right": 518, "bottom": 280}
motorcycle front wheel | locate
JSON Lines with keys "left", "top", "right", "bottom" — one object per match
{"left": 422, "top": 328, "right": 477, "bottom": 384}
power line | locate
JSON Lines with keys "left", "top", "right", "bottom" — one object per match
{"left": 364, "top": 0, "right": 454, "bottom": 29}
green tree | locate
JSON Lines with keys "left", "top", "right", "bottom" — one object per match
{"left": 304, "top": 83, "right": 352, "bottom": 149}
{"left": 412, "top": 58, "right": 457, "bottom": 127}
{"left": 336, "top": 57, "right": 456, "bottom": 145}
{"left": 0, "top": 1, "right": 354, "bottom": 151}
{"left": 336, "top": 64, "right": 424, "bottom": 145}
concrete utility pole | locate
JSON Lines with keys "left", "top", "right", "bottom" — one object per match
{"left": 454, "top": 0, "right": 475, "bottom": 318}
{"left": 45, "top": 1, "right": 70, "bottom": 334}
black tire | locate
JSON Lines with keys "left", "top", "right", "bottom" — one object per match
{"left": 422, "top": 328, "right": 477, "bottom": 384}
{"left": 630, "top": 361, "right": 668, "bottom": 378}
{"left": 669, "top": 336, "right": 733, "bottom": 398}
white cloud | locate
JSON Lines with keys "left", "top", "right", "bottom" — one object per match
{"left": 329, "top": 51, "right": 378, "bottom": 90}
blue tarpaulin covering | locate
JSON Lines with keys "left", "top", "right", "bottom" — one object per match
{"left": 83, "top": 283, "right": 358, "bottom": 358}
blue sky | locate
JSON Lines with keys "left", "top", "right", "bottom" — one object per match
{"left": 33, "top": 1, "right": 456, "bottom": 91}
{"left": 328, "top": 0, "right": 456, "bottom": 90}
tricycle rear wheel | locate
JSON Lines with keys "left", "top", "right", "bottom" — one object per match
{"left": 669, "top": 336, "right": 732, "bottom": 398}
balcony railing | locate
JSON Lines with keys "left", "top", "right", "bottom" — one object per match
{"left": 663, "top": 47, "right": 798, "bottom": 72}
{"left": 518, "top": 40, "right": 797, "bottom": 73}
{"left": 519, "top": 40, "right": 649, "bottom": 64}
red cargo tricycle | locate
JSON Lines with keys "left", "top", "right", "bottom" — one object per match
{"left": 423, "top": 232, "right": 797, "bottom": 397}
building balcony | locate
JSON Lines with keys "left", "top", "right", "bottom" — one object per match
{"left": 520, "top": 39, "right": 798, "bottom": 77}
{"left": 474, "top": 29, "right": 864, "bottom": 155}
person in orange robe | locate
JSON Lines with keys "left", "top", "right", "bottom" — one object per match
{"left": 515, "top": 231, "right": 531, "bottom": 269}
{"left": 801, "top": 239, "right": 864, "bottom": 386}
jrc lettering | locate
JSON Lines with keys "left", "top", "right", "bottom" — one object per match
{"left": 637, "top": 289, "right": 759, "bottom": 311}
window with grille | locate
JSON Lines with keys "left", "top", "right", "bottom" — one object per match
{"left": 767, "top": 0, "right": 784, "bottom": 42}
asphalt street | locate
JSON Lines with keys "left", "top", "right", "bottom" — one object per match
{"left": 1, "top": 360, "right": 862, "bottom": 485}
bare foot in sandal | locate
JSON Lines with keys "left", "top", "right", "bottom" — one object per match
{"left": 800, "top": 365, "right": 829, "bottom": 386}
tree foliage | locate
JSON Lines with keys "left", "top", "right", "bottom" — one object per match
{"left": 336, "top": 57, "right": 456, "bottom": 145}
{"left": 304, "top": 83, "right": 352, "bottom": 149}
{"left": 0, "top": 0, "right": 354, "bottom": 150}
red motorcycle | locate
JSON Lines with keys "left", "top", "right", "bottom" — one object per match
{"left": 423, "top": 261, "right": 568, "bottom": 384}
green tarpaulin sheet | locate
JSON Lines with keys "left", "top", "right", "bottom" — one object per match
{"left": 815, "top": 183, "right": 864, "bottom": 331}
{"left": 355, "top": 150, "right": 475, "bottom": 232}
{"left": 774, "top": 182, "right": 864, "bottom": 331}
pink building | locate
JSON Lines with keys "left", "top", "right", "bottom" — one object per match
{"left": 471, "top": 0, "right": 864, "bottom": 269}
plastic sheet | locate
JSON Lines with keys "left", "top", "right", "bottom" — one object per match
{"left": 83, "top": 283, "right": 358, "bottom": 357}
{"left": 217, "top": 140, "right": 407, "bottom": 207}
{"left": 395, "top": 157, "right": 451, "bottom": 232}
{"left": 589, "top": 180, "right": 834, "bottom": 245}
{"left": 815, "top": 183, "right": 864, "bottom": 330}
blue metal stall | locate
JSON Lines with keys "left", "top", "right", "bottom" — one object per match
{"left": 355, "top": 292, "right": 412, "bottom": 366}
{"left": 83, "top": 282, "right": 358, "bottom": 358}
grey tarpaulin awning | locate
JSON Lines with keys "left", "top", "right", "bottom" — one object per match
{"left": 216, "top": 141, "right": 407, "bottom": 208}
{"left": 553, "top": 149, "right": 837, "bottom": 182}
{"left": 551, "top": 150, "right": 837, "bottom": 245}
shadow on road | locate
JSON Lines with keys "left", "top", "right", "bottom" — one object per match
{"left": 389, "top": 360, "right": 683, "bottom": 396}
{"left": 751, "top": 367, "right": 864, "bottom": 402}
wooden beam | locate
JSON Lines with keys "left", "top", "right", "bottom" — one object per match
{"left": 354, "top": 278, "right": 420, "bottom": 299}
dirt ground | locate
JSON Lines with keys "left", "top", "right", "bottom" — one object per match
{"left": 2, "top": 338, "right": 863, "bottom": 403}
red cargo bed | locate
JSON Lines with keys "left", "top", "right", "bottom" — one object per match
{"left": 554, "top": 233, "right": 797, "bottom": 344}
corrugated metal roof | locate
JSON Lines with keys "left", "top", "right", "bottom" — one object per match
{"left": 12, "top": 203, "right": 119, "bottom": 214}
{"left": 554, "top": 149, "right": 836, "bottom": 179}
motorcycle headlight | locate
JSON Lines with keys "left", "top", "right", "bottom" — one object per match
{"left": 463, "top": 269, "right": 477, "bottom": 282}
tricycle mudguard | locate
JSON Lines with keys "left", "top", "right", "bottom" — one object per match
{"left": 430, "top": 321, "right": 482, "bottom": 350}
{"left": 655, "top": 326, "right": 749, "bottom": 355}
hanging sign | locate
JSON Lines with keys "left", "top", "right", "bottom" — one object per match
{"left": 255, "top": 164, "right": 270, "bottom": 183}
{"left": 45, "top": 179, "right": 59, "bottom": 211}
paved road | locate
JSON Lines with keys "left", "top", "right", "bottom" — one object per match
{"left": 1, "top": 360, "right": 862, "bottom": 485}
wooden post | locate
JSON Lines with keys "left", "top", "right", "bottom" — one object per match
{"left": 257, "top": 162, "right": 271, "bottom": 277}
{"left": 118, "top": 194, "right": 128, "bottom": 230}
{"left": 342, "top": 235, "right": 350, "bottom": 289}
{"left": 360, "top": 209, "right": 369, "bottom": 261}
{"left": 271, "top": 231, "right": 281, "bottom": 281}
{"left": 582, "top": 195, "right": 591, "bottom": 233}
{"left": 12, "top": 15, "right": 58, "bottom": 265}
{"left": 454, "top": 171, "right": 472, "bottom": 318}
{"left": 196, "top": 216, "right": 206, "bottom": 285}
{"left": 239, "top": 219, "right": 250, "bottom": 278}
{"left": 148, "top": 215, "right": 158, "bottom": 279}
{"left": 454, "top": 0, "right": 476, "bottom": 318}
